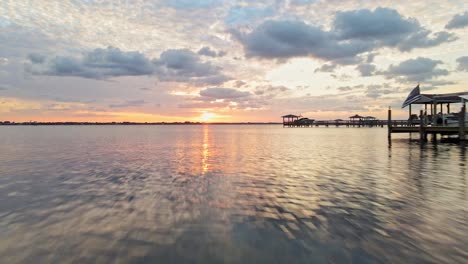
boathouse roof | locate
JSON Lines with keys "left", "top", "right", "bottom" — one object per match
{"left": 402, "top": 85, "right": 468, "bottom": 108}
{"left": 282, "top": 114, "right": 300, "bottom": 118}
{"left": 349, "top": 114, "right": 364, "bottom": 119}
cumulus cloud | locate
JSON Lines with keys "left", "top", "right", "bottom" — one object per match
{"left": 232, "top": 19, "right": 369, "bottom": 62}
{"left": 334, "top": 8, "right": 457, "bottom": 52}
{"left": 445, "top": 12, "right": 468, "bottom": 29}
{"left": 365, "top": 84, "right": 393, "bottom": 99}
{"left": 380, "top": 57, "right": 449, "bottom": 82}
{"left": 26, "top": 47, "right": 229, "bottom": 85}
{"left": 232, "top": 8, "right": 456, "bottom": 64}
{"left": 27, "top": 53, "right": 46, "bottom": 64}
{"left": 356, "top": 63, "right": 376, "bottom": 76}
{"left": 254, "top": 85, "right": 289, "bottom": 97}
{"left": 180, "top": 87, "right": 274, "bottom": 110}
{"left": 315, "top": 63, "right": 338, "bottom": 73}
{"left": 153, "top": 49, "right": 229, "bottom": 85}
{"left": 27, "top": 47, "right": 154, "bottom": 79}
{"left": 197, "top": 46, "right": 226, "bottom": 57}
{"left": 199, "top": 87, "right": 250, "bottom": 99}
{"left": 456, "top": 56, "right": 468, "bottom": 71}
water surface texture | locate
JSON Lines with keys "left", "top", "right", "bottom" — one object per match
{"left": 0, "top": 125, "right": 466, "bottom": 263}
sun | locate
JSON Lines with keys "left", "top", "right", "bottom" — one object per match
{"left": 200, "top": 112, "right": 215, "bottom": 121}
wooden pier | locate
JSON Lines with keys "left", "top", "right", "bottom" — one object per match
{"left": 282, "top": 114, "right": 385, "bottom": 128}
{"left": 387, "top": 106, "right": 466, "bottom": 141}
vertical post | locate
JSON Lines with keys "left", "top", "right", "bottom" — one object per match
{"left": 419, "top": 109, "right": 426, "bottom": 142}
{"left": 447, "top": 103, "right": 450, "bottom": 114}
{"left": 409, "top": 104, "right": 412, "bottom": 125}
{"left": 460, "top": 103, "right": 466, "bottom": 141}
{"left": 388, "top": 107, "right": 392, "bottom": 139}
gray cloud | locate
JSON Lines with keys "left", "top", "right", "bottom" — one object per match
{"left": 356, "top": 63, "right": 376, "bottom": 76}
{"left": 109, "top": 100, "right": 146, "bottom": 108}
{"left": 232, "top": 20, "right": 370, "bottom": 62}
{"left": 336, "top": 84, "right": 364, "bottom": 92}
{"left": 381, "top": 57, "right": 449, "bottom": 82}
{"left": 315, "top": 63, "right": 338, "bottom": 73}
{"left": 225, "top": 5, "right": 275, "bottom": 26}
{"left": 199, "top": 87, "right": 250, "bottom": 99}
{"left": 233, "top": 8, "right": 456, "bottom": 64}
{"left": 456, "top": 56, "right": 468, "bottom": 71}
{"left": 154, "top": 49, "right": 229, "bottom": 85}
{"left": 27, "top": 47, "right": 154, "bottom": 79}
{"left": 446, "top": 12, "right": 468, "bottom": 29}
{"left": 365, "top": 84, "right": 393, "bottom": 99}
{"left": 27, "top": 53, "right": 46, "bottom": 64}
{"left": 197, "top": 46, "right": 226, "bottom": 57}
{"left": 334, "top": 8, "right": 457, "bottom": 52}
{"left": 254, "top": 85, "right": 289, "bottom": 97}
{"left": 26, "top": 47, "right": 229, "bottom": 85}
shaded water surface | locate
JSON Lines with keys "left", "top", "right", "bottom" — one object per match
{"left": 0, "top": 125, "right": 466, "bottom": 263}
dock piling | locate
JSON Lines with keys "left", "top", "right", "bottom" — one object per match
{"left": 387, "top": 107, "right": 392, "bottom": 139}
{"left": 460, "top": 104, "right": 466, "bottom": 141}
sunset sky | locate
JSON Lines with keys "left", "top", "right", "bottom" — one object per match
{"left": 0, "top": 0, "right": 467, "bottom": 122}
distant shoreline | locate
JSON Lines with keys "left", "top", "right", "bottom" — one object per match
{"left": 0, "top": 122, "right": 282, "bottom": 126}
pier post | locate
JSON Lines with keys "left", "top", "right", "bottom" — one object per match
{"left": 387, "top": 107, "right": 392, "bottom": 139}
{"left": 460, "top": 103, "right": 466, "bottom": 141}
{"left": 419, "top": 110, "right": 426, "bottom": 142}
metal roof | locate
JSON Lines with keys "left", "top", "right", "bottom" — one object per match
{"left": 281, "top": 114, "right": 300, "bottom": 118}
{"left": 402, "top": 85, "right": 468, "bottom": 108}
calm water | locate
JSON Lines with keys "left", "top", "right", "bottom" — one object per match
{"left": 0, "top": 125, "right": 466, "bottom": 263}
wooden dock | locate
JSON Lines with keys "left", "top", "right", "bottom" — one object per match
{"left": 387, "top": 106, "right": 466, "bottom": 141}
{"left": 283, "top": 120, "right": 386, "bottom": 128}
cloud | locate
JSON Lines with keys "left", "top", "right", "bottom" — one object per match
{"left": 197, "top": 46, "right": 226, "bottom": 57}
{"left": 232, "top": 20, "right": 369, "bottom": 62}
{"left": 254, "top": 85, "right": 289, "bottom": 97}
{"left": 199, "top": 88, "right": 250, "bottom": 99}
{"left": 27, "top": 54, "right": 46, "bottom": 64}
{"left": 154, "top": 49, "right": 229, "bottom": 85}
{"left": 182, "top": 87, "right": 272, "bottom": 110}
{"left": 233, "top": 8, "right": 456, "bottom": 64}
{"left": 456, "top": 56, "right": 468, "bottom": 71}
{"left": 334, "top": 8, "right": 457, "bottom": 52}
{"left": 315, "top": 63, "right": 338, "bottom": 73}
{"left": 0, "top": 84, "right": 12, "bottom": 90}
{"left": 356, "top": 63, "right": 376, "bottom": 76}
{"left": 27, "top": 47, "right": 154, "bottom": 79}
{"left": 0, "top": 58, "right": 8, "bottom": 65}
{"left": 365, "top": 84, "right": 393, "bottom": 99}
{"left": 336, "top": 84, "right": 364, "bottom": 92}
{"left": 290, "top": 0, "right": 317, "bottom": 6}
{"left": 109, "top": 100, "right": 146, "bottom": 108}
{"left": 380, "top": 57, "right": 449, "bottom": 82}
{"left": 162, "top": 0, "right": 220, "bottom": 10}
{"left": 225, "top": 5, "right": 275, "bottom": 26}
{"left": 446, "top": 12, "right": 468, "bottom": 29}
{"left": 26, "top": 47, "right": 229, "bottom": 85}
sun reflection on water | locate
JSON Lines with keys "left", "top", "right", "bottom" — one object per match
{"left": 202, "top": 125, "right": 209, "bottom": 174}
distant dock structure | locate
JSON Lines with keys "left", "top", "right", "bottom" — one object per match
{"left": 282, "top": 114, "right": 383, "bottom": 128}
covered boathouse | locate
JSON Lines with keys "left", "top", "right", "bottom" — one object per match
{"left": 388, "top": 84, "right": 467, "bottom": 141}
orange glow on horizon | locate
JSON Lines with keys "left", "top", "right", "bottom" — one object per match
{"left": 200, "top": 112, "right": 216, "bottom": 121}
